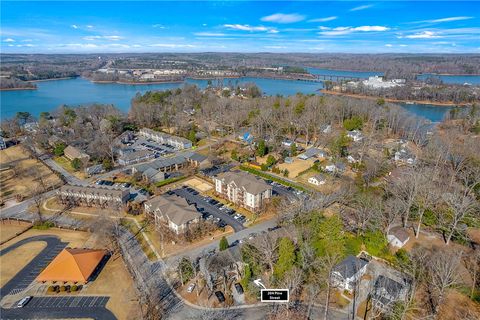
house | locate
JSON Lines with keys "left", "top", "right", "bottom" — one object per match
{"left": 199, "top": 245, "right": 243, "bottom": 291}
{"left": 47, "top": 135, "right": 64, "bottom": 148}
{"left": 372, "top": 275, "right": 409, "bottom": 311}
{"left": 138, "top": 128, "right": 192, "bottom": 150}
{"left": 298, "top": 148, "right": 320, "bottom": 160}
{"left": 331, "top": 255, "right": 368, "bottom": 292}
{"left": 387, "top": 227, "right": 410, "bottom": 248}
{"left": 321, "top": 125, "right": 332, "bottom": 134}
{"left": 347, "top": 130, "right": 363, "bottom": 142}
{"left": 64, "top": 145, "right": 90, "bottom": 162}
{"left": 284, "top": 157, "right": 294, "bottom": 164}
{"left": 238, "top": 131, "right": 254, "bottom": 144}
{"left": 324, "top": 162, "right": 346, "bottom": 174}
{"left": 144, "top": 195, "right": 201, "bottom": 234}
{"left": 142, "top": 167, "right": 165, "bottom": 183}
{"left": 85, "top": 164, "right": 104, "bottom": 177}
{"left": 214, "top": 171, "right": 272, "bottom": 212}
{"left": 36, "top": 248, "right": 107, "bottom": 284}
{"left": 57, "top": 184, "right": 130, "bottom": 208}
{"left": 117, "top": 149, "right": 156, "bottom": 166}
{"left": 132, "top": 155, "right": 189, "bottom": 174}
{"left": 282, "top": 139, "right": 295, "bottom": 147}
{"left": 308, "top": 174, "right": 326, "bottom": 186}
{"left": 394, "top": 149, "right": 416, "bottom": 165}
{"left": 0, "top": 136, "right": 6, "bottom": 150}
{"left": 116, "top": 130, "right": 134, "bottom": 144}
{"left": 347, "top": 154, "right": 360, "bottom": 164}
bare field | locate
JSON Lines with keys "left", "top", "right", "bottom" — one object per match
{"left": 0, "top": 145, "right": 62, "bottom": 201}
{"left": 183, "top": 177, "right": 213, "bottom": 192}
{"left": 278, "top": 158, "right": 316, "bottom": 177}
{"left": 0, "top": 221, "right": 31, "bottom": 243}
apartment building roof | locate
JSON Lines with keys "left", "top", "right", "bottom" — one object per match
{"left": 216, "top": 171, "right": 272, "bottom": 195}
{"left": 146, "top": 195, "right": 201, "bottom": 226}
{"left": 140, "top": 128, "right": 192, "bottom": 145}
{"left": 58, "top": 184, "right": 129, "bottom": 198}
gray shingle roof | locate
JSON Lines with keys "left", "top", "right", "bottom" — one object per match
{"left": 146, "top": 195, "right": 201, "bottom": 226}
{"left": 216, "top": 171, "right": 272, "bottom": 195}
{"left": 333, "top": 255, "right": 368, "bottom": 278}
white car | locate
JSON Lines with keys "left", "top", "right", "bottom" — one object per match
{"left": 187, "top": 283, "right": 196, "bottom": 293}
{"left": 17, "top": 296, "right": 32, "bottom": 308}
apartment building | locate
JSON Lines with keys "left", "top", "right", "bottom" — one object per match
{"left": 213, "top": 171, "right": 272, "bottom": 212}
{"left": 138, "top": 128, "right": 192, "bottom": 150}
{"left": 57, "top": 184, "right": 130, "bottom": 208}
{"left": 144, "top": 195, "right": 201, "bottom": 234}
{"left": 117, "top": 149, "right": 156, "bottom": 166}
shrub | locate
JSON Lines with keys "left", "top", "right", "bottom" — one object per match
{"left": 71, "top": 285, "right": 78, "bottom": 292}
{"left": 59, "top": 285, "right": 66, "bottom": 292}
{"left": 343, "top": 116, "right": 363, "bottom": 131}
{"left": 47, "top": 285, "right": 56, "bottom": 293}
{"left": 65, "top": 285, "right": 71, "bottom": 292}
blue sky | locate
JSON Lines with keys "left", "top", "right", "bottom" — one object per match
{"left": 1, "top": 1, "right": 479, "bottom": 53}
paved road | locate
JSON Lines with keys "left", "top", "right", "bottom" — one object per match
{"left": 171, "top": 187, "right": 245, "bottom": 232}
{"left": 44, "top": 158, "right": 85, "bottom": 185}
{"left": 0, "top": 190, "right": 57, "bottom": 220}
{"left": 164, "top": 218, "right": 278, "bottom": 268}
{"left": 0, "top": 236, "right": 116, "bottom": 320}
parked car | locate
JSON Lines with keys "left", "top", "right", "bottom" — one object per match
{"left": 187, "top": 283, "right": 196, "bottom": 293}
{"left": 215, "top": 291, "right": 226, "bottom": 303}
{"left": 16, "top": 296, "right": 32, "bottom": 308}
{"left": 234, "top": 283, "right": 244, "bottom": 294}
{"left": 218, "top": 221, "right": 227, "bottom": 228}
{"left": 230, "top": 239, "right": 240, "bottom": 247}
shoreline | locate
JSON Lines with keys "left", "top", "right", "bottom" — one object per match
{"left": 417, "top": 73, "right": 480, "bottom": 77}
{"left": 91, "top": 79, "right": 184, "bottom": 85}
{"left": 0, "top": 87, "right": 37, "bottom": 91}
{"left": 28, "top": 76, "right": 77, "bottom": 83}
{"left": 320, "top": 90, "right": 471, "bottom": 107}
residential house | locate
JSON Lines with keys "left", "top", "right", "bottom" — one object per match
{"left": 0, "top": 136, "right": 6, "bottom": 150}
{"left": 324, "top": 162, "right": 346, "bottom": 174}
{"left": 117, "top": 149, "right": 156, "bottom": 166}
{"left": 282, "top": 139, "right": 295, "bottom": 147}
{"left": 144, "top": 195, "right": 201, "bottom": 234}
{"left": 387, "top": 227, "right": 410, "bottom": 248}
{"left": 138, "top": 128, "right": 192, "bottom": 150}
{"left": 321, "top": 125, "right": 332, "bottom": 134}
{"left": 57, "top": 184, "right": 130, "bottom": 208}
{"left": 347, "top": 130, "right": 363, "bottom": 142}
{"left": 85, "top": 164, "right": 104, "bottom": 177}
{"left": 214, "top": 171, "right": 272, "bottom": 212}
{"left": 372, "top": 275, "right": 409, "bottom": 311}
{"left": 199, "top": 245, "right": 243, "bottom": 291}
{"left": 308, "top": 174, "right": 326, "bottom": 186}
{"left": 64, "top": 145, "right": 90, "bottom": 162}
{"left": 238, "top": 131, "right": 254, "bottom": 144}
{"left": 284, "top": 157, "right": 294, "bottom": 164}
{"left": 142, "top": 168, "right": 165, "bottom": 184}
{"left": 48, "top": 135, "right": 64, "bottom": 148}
{"left": 298, "top": 148, "right": 320, "bottom": 160}
{"left": 331, "top": 255, "right": 368, "bottom": 292}
{"left": 394, "top": 149, "right": 416, "bottom": 165}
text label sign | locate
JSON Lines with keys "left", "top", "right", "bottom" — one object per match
{"left": 261, "top": 289, "right": 289, "bottom": 302}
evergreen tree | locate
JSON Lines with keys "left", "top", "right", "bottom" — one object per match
{"left": 219, "top": 236, "right": 229, "bottom": 251}
{"left": 274, "top": 237, "right": 296, "bottom": 280}
{"left": 256, "top": 139, "right": 267, "bottom": 156}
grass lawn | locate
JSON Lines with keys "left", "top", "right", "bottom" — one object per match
{"left": 239, "top": 165, "right": 310, "bottom": 192}
{"left": 53, "top": 156, "right": 86, "bottom": 179}
{"left": 0, "top": 145, "right": 62, "bottom": 201}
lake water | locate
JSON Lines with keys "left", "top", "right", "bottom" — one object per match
{"left": 1, "top": 75, "right": 451, "bottom": 122}
{"left": 416, "top": 73, "right": 480, "bottom": 85}
{"left": 306, "top": 67, "right": 383, "bottom": 78}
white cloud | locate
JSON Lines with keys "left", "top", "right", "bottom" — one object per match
{"left": 149, "top": 43, "right": 196, "bottom": 48}
{"left": 193, "top": 32, "right": 226, "bottom": 37}
{"left": 404, "top": 31, "right": 442, "bottom": 39}
{"left": 202, "top": 23, "right": 207, "bottom": 27}
{"left": 350, "top": 5, "right": 374, "bottom": 12}
{"left": 71, "top": 24, "right": 78, "bottom": 29}
{"left": 308, "top": 16, "right": 337, "bottom": 23}
{"left": 385, "top": 44, "right": 393, "bottom": 47}
{"left": 152, "top": 24, "right": 166, "bottom": 29}
{"left": 319, "top": 26, "right": 390, "bottom": 36}
{"left": 83, "top": 35, "right": 123, "bottom": 41}
{"left": 86, "top": 25, "right": 94, "bottom": 29}
{"left": 412, "top": 16, "right": 474, "bottom": 24}
{"left": 16, "top": 44, "right": 35, "bottom": 47}
{"left": 399, "top": 44, "right": 408, "bottom": 47}
{"left": 261, "top": 13, "right": 305, "bottom": 24}
{"left": 3, "top": 38, "right": 15, "bottom": 42}
{"left": 223, "top": 24, "right": 278, "bottom": 33}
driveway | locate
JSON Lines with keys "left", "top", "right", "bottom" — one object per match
{"left": 171, "top": 188, "right": 245, "bottom": 232}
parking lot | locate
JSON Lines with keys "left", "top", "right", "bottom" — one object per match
{"left": 169, "top": 187, "right": 245, "bottom": 232}
{"left": 25, "top": 296, "right": 109, "bottom": 309}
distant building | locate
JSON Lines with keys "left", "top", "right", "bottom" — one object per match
{"left": 145, "top": 195, "right": 201, "bottom": 234}
{"left": 324, "top": 162, "right": 346, "bottom": 174}
{"left": 387, "top": 227, "right": 410, "bottom": 248}
{"left": 308, "top": 174, "right": 326, "bottom": 186}
{"left": 372, "top": 275, "right": 409, "bottom": 311}
{"left": 394, "top": 149, "right": 416, "bottom": 165}
{"left": 331, "top": 256, "right": 368, "bottom": 292}
{"left": 361, "top": 76, "right": 405, "bottom": 90}
{"left": 132, "top": 155, "right": 189, "bottom": 174}
{"left": 0, "top": 136, "right": 6, "bottom": 150}
{"left": 57, "top": 184, "right": 129, "bottom": 208}
{"left": 139, "top": 128, "right": 192, "bottom": 150}
{"left": 142, "top": 168, "right": 165, "bottom": 183}
{"left": 298, "top": 148, "right": 327, "bottom": 160}
{"left": 184, "top": 152, "right": 211, "bottom": 169}
{"left": 85, "top": 164, "right": 104, "bottom": 177}
{"left": 214, "top": 171, "right": 272, "bottom": 212}
{"left": 347, "top": 130, "right": 363, "bottom": 142}
{"left": 238, "top": 131, "right": 254, "bottom": 144}
{"left": 117, "top": 149, "right": 156, "bottom": 166}
{"left": 48, "top": 135, "right": 64, "bottom": 148}
{"left": 64, "top": 145, "right": 90, "bottom": 162}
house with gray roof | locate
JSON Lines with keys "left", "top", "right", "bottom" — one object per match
{"left": 138, "top": 128, "right": 192, "bottom": 150}
{"left": 142, "top": 168, "right": 165, "bottom": 183}
{"left": 64, "top": 145, "right": 90, "bottom": 162}
{"left": 213, "top": 171, "right": 272, "bottom": 212}
{"left": 331, "top": 255, "right": 369, "bottom": 292}
{"left": 199, "top": 245, "right": 243, "bottom": 291}
{"left": 372, "top": 275, "right": 409, "bottom": 311}
{"left": 117, "top": 149, "right": 156, "bottom": 166}
{"left": 144, "top": 195, "right": 201, "bottom": 234}
{"left": 57, "top": 184, "right": 129, "bottom": 208}
{"left": 387, "top": 227, "right": 410, "bottom": 248}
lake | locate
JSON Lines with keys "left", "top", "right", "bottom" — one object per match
{"left": 0, "top": 76, "right": 452, "bottom": 122}
{"left": 416, "top": 73, "right": 480, "bottom": 85}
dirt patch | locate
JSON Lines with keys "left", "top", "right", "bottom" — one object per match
{"left": 85, "top": 253, "right": 141, "bottom": 320}
{"left": 183, "top": 177, "right": 213, "bottom": 192}
{"left": 437, "top": 290, "right": 480, "bottom": 320}
{"left": 0, "top": 145, "right": 62, "bottom": 201}
{"left": 278, "top": 158, "right": 316, "bottom": 178}
{"left": 0, "top": 221, "right": 32, "bottom": 243}
{"left": 0, "top": 241, "right": 47, "bottom": 287}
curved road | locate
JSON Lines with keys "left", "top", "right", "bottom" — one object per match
{"left": 0, "top": 235, "right": 116, "bottom": 320}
